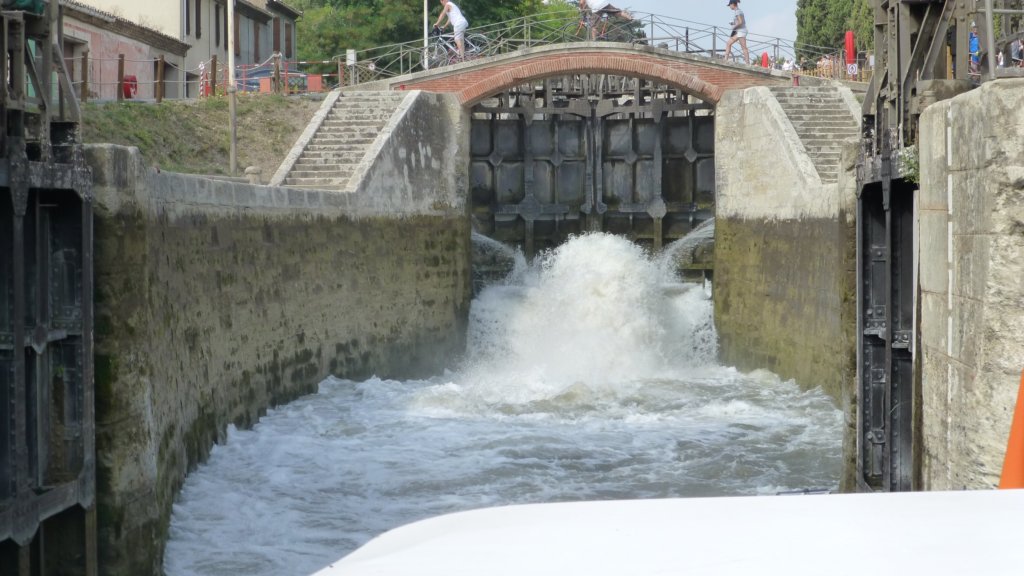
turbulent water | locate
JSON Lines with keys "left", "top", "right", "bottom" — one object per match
{"left": 164, "top": 233, "right": 844, "bottom": 576}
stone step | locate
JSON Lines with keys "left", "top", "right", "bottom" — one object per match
{"left": 292, "top": 164, "right": 348, "bottom": 173}
{"left": 772, "top": 91, "right": 844, "bottom": 99}
{"left": 313, "top": 129, "right": 382, "bottom": 140}
{"left": 281, "top": 91, "right": 407, "bottom": 189}
{"left": 286, "top": 165, "right": 354, "bottom": 174}
{"left": 794, "top": 132, "right": 860, "bottom": 142}
{"left": 770, "top": 86, "right": 840, "bottom": 93}
{"left": 314, "top": 126, "right": 386, "bottom": 136}
{"left": 789, "top": 119, "right": 859, "bottom": 129}
{"left": 807, "top": 146, "right": 842, "bottom": 155}
{"left": 773, "top": 93, "right": 844, "bottom": 101}
{"left": 284, "top": 183, "right": 345, "bottom": 191}
{"left": 777, "top": 103, "right": 850, "bottom": 113}
{"left": 807, "top": 155, "right": 841, "bottom": 166}
{"left": 331, "top": 94, "right": 403, "bottom": 104}
{"left": 292, "top": 159, "right": 363, "bottom": 171}
{"left": 342, "top": 92, "right": 409, "bottom": 100}
{"left": 304, "top": 144, "right": 370, "bottom": 153}
{"left": 324, "top": 110, "right": 395, "bottom": 120}
{"left": 294, "top": 151, "right": 362, "bottom": 162}
{"left": 287, "top": 168, "right": 355, "bottom": 179}
{"left": 323, "top": 112, "right": 395, "bottom": 121}
{"left": 307, "top": 138, "right": 377, "bottom": 148}
{"left": 807, "top": 146, "right": 842, "bottom": 156}
{"left": 284, "top": 176, "right": 352, "bottom": 187}
{"left": 297, "top": 148, "right": 366, "bottom": 159}
{"left": 799, "top": 132, "right": 859, "bottom": 142}
{"left": 311, "top": 133, "right": 380, "bottom": 140}
{"left": 322, "top": 117, "right": 392, "bottom": 125}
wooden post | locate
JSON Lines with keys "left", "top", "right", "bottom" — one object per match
{"left": 117, "top": 53, "right": 124, "bottom": 101}
{"left": 210, "top": 54, "right": 218, "bottom": 96}
{"left": 80, "top": 50, "right": 88, "bottom": 102}
{"left": 273, "top": 52, "right": 281, "bottom": 94}
{"left": 156, "top": 55, "right": 165, "bottom": 103}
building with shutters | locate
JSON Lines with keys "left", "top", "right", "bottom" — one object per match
{"left": 65, "top": 0, "right": 302, "bottom": 98}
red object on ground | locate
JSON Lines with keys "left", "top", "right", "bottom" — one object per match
{"left": 123, "top": 75, "right": 138, "bottom": 99}
{"left": 761, "top": 52, "right": 769, "bottom": 67}
{"left": 999, "top": 370, "right": 1024, "bottom": 488}
{"left": 845, "top": 31, "right": 856, "bottom": 65}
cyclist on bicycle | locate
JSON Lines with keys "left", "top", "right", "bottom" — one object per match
{"left": 434, "top": 0, "right": 469, "bottom": 59}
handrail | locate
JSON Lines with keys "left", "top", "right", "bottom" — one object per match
{"left": 335, "top": 11, "right": 848, "bottom": 86}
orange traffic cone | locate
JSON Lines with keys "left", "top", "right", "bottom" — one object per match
{"left": 998, "top": 370, "right": 1024, "bottom": 488}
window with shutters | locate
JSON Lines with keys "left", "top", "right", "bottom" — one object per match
{"left": 215, "top": 4, "right": 220, "bottom": 47}
{"left": 185, "top": 0, "right": 191, "bottom": 36}
{"left": 254, "top": 25, "right": 261, "bottom": 60}
{"left": 234, "top": 13, "right": 241, "bottom": 56}
{"left": 195, "top": 0, "right": 202, "bottom": 39}
{"left": 285, "top": 22, "right": 292, "bottom": 58}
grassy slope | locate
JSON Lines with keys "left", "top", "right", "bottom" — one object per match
{"left": 81, "top": 93, "right": 324, "bottom": 180}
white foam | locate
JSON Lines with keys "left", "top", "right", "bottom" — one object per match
{"left": 164, "top": 233, "right": 843, "bottom": 576}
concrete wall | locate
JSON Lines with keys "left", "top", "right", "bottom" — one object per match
{"left": 917, "top": 79, "right": 1024, "bottom": 489}
{"left": 86, "top": 93, "right": 471, "bottom": 575}
{"left": 713, "top": 86, "right": 859, "bottom": 485}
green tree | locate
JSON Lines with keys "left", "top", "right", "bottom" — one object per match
{"left": 293, "top": 0, "right": 529, "bottom": 62}
{"left": 848, "top": 0, "right": 874, "bottom": 52}
{"left": 796, "top": 0, "right": 873, "bottom": 59}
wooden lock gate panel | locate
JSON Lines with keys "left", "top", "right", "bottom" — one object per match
{"left": 469, "top": 74, "right": 715, "bottom": 258}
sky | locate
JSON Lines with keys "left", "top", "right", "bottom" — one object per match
{"left": 610, "top": 0, "right": 799, "bottom": 42}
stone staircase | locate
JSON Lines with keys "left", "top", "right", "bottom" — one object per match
{"left": 281, "top": 91, "right": 409, "bottom": 190}
{"left": 769, "top": 85, "right": 860, "bottom": 184}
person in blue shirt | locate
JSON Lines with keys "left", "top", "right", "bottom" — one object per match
{"left": 969, "top": 21, "right": 980, "bottom": 75}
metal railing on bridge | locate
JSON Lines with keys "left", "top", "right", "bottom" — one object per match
{"left": 336, "top": 11, "right": 854, "bottom": 86}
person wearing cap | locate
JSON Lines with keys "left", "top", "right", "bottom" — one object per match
{"left": 724, "top": 0, "right": 749, "bottom": 64}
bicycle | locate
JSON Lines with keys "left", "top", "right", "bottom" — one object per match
{"left": 427, "top": 26, "right": 490, "bottom": 67}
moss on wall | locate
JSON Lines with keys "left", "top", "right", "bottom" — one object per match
{"left": 88, "top": 101, "right": 472, "bottom": 575}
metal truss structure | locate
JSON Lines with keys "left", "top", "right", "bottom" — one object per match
{"left": 1, "top": 1, "right": 95, "bottom": 574}
{"left": 856, "top": 0, "right": 1024, "bottom": 492}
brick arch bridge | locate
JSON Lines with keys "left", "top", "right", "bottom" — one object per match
{"left": 356, "top": 43, "right": 796, "bottom": 256}
{"left": 363, "top": 43, "right": 793, "bottom": 104}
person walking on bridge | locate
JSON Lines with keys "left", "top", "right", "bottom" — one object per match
{"left": 724, "top": 0, "right": 749, "bottom": 64}
{"left": 434, "top": 0, "right": 469, "bottom": 60}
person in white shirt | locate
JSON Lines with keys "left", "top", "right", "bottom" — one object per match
{"left": 724, "top": 0, "right": 749, "bottom": 64}
{"left": 434, "top": 0, "right": 469, "bottom": 58}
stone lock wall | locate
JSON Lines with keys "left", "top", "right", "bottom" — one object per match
{"left": 917, "top": 79, "right": 1024, "bottom": 490}
{"left": 87, "top": 92, "right": 472, "bottom": 575}
{"left": 713, "top": 86, "right": 859, "bottom": 402}
{"left": 712, "top": 86, "right": 860, "bottom": 487}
